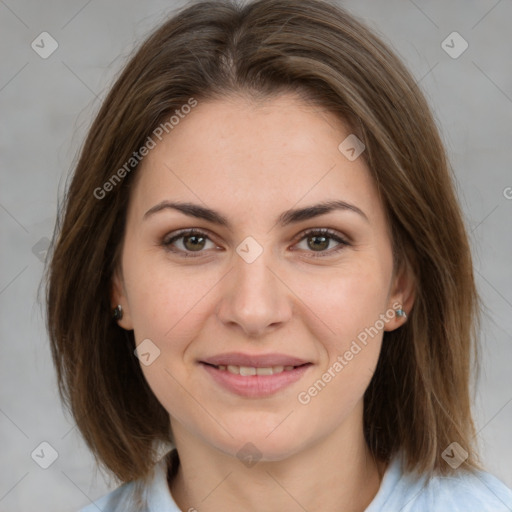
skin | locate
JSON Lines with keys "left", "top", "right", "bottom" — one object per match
{"left": 112, "top": 92, "right": 415, "bottom": 512}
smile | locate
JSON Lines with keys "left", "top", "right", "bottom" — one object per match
{"left": 206, "top": 363, "right": 302, "bottom": 375}
{"left": 200, "top": 361, "right": 313, "bottom": 398}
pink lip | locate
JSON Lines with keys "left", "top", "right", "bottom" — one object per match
{"left": 200, "top": 362, "right": 313, "bottom": 398}
{"left": 200, "top": 352, "right": 309, "bottom": 367}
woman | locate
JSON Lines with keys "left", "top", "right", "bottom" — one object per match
{"left": 45, "top": 0, "right": 512, "bottom": 510}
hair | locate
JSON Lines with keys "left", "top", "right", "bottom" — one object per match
{"left": 45, "top": 0, "right": 482, "bottom": 491}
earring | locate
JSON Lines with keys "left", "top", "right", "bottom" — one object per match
{"left": 396, "top": 308, "right": 407, "bottom": 319}
{"left": 112, "top": 304, "right": 123, "bottom": 320}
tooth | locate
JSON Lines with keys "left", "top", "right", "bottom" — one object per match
{"left": 256, "top": 367, "right": 273, "bottom": 375}
{"left": 221, "top": 365, "right": 291, "bottom": 376}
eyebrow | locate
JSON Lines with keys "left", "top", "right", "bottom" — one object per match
{"left": 143, "top": 199, "right": 369, "bottom": 227}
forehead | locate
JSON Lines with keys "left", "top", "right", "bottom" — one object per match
{"left": 129, "top": 93, "right": 382, "bottom": 225}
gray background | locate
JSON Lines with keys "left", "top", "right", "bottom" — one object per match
{"left": 1, "top": 0, "right": 511, "bottom": 511}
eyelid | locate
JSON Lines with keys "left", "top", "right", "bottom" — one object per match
{"left": 293, "top": 227, "right": 350, "bottom": 245}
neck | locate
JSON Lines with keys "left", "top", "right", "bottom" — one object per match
{"left": 168, "top": 405, "right": 386, "bottom": 512}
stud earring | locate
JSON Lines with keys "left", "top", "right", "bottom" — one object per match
{"left": 112, "top": 304, "right": 123, "bottom": 320}
{"left": 396, "top": 308, "right": 407, "bottom": 319}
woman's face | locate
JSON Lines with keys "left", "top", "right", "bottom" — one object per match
{"left": 113, "top": 93, "right": 412, "bottom": 460}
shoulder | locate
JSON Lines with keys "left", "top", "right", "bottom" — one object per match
{"left": 404, "top": 469, "right": 512, "bottom": 512}
{"left": 77, "top": 480, "right": 139, "bottom": 512}
{"left": 77, "top": 450, "right": 180, "bottom": 512}
{"left": 367, "top": 454, "right": 512, "bottom": 512}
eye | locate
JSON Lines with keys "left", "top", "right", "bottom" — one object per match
{"left": 293, "top": 228, "right": 349, "bottom": 257}
{"left": 162, "top": 228, "right": 350, "bottom": 258}
{"left": 162, "top": 229, "right": 217, "bottom": 257}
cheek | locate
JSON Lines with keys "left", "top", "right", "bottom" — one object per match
{"left": 297, "top": 260, "right": 389, "bottom": 403}
{"left": 123, "top": 250, "right": 207, "bottom": 340}
{"left": 303, "top": 261, "right": 391, "bottom": 341}
{"left": 296, "top": 270, "right": 387, "bottom": 418}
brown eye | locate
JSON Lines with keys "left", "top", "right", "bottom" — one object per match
{"left": 162, "top": 229, "right": 216, "bottom": 257}
{"left": 182, "top": 233, "right": 207, "bottom": 251}
{"left": 307, "top": 234, "right": 330, "bottom": 251}
{"left": 294, "top": 228, "right": 349, "bottom": 257}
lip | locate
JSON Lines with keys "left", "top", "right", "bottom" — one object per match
{"left": 200, "top": 352, "right": 310, "bottom": 367}
{"left": 199, "top": 353, "right": 313, "bottom": 398}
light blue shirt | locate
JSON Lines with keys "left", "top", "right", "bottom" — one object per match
{"left": 79, "top": 449, "right": 512, "bottom": 511}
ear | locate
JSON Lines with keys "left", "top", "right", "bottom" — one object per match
{"left": 110, "top": 267, "right": 134, "bottom": 330}
{"left": 384, "top": 257, "right": 416, "bottom": 332}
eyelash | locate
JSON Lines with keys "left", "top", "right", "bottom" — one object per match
{"left": 161, "top": 228, "right": 350, "bottom": 259}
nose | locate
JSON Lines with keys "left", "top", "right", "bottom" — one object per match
{"left": 215, "top": 244, "right": 293, "bottom": 338}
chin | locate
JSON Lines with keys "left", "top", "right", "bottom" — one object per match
{"left": 207, "top": 421, "right": 311, "bottom": 463}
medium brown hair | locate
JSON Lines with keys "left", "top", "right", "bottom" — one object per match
{"left": 45, "top": 0, "right": 482, "bottom": 487}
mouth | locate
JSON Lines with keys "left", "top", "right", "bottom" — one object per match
{"left": 199, "top": 355, "right": 313, "bottom": 398}
{"left": 201, "top": 361, "right": 311, "bottom": 376}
